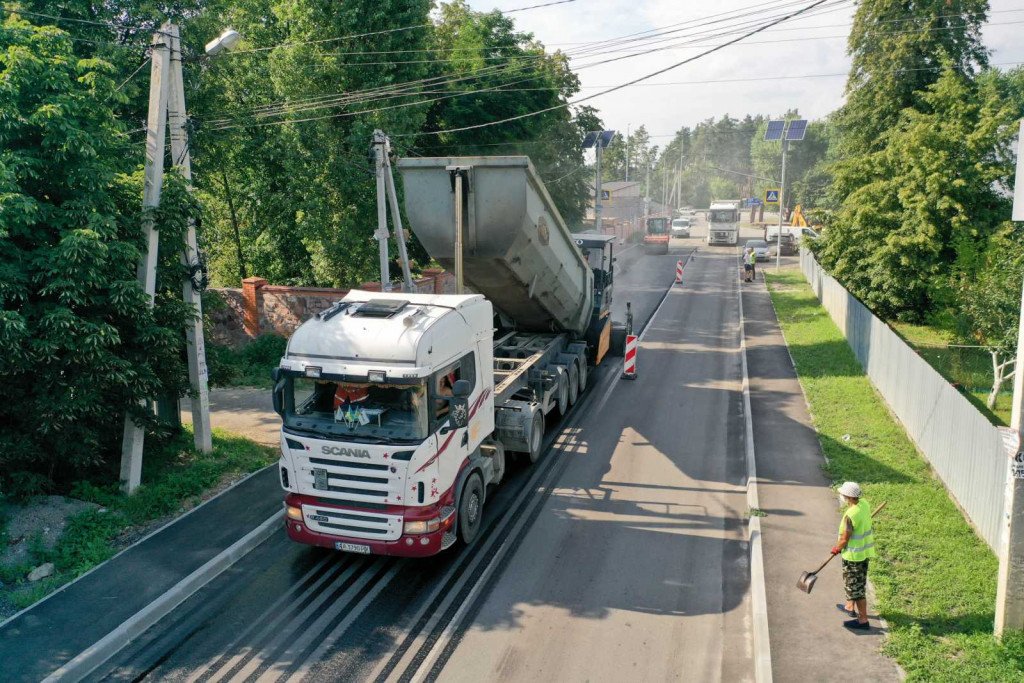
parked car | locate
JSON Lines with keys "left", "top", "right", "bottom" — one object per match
{"left": 671, "top": 218, "right": 691, "bottom": 238}
{"left": 800, "top": 227, "right": 820, "bottom": 241}
{"left": 769, "top": 233, "right": 797, "bottom": 255}
{"left": 745, "top": 239, "right": 770, "bottom": 261}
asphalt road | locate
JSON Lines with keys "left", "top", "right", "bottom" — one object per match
{"left": 429, "top": 245, "right": 752, "bottom": 683}
{"left": 87, "top": 238, "right": 701, "bottom": 683}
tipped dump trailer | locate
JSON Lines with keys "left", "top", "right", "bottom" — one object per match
{"left": 274, "top": 156, "right": 617, "bottom": 557}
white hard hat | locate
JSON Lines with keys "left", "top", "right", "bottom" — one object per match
{"left": 838, "top": 481, "right": 862, "bottom": 498}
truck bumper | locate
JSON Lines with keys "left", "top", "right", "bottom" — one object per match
{"left": 283, "top": 493, "right": 453, "bottom": 558}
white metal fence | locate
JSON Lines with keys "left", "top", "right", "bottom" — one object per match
{"left": 800, "top": 250, "right": 1007, "bottom": 551}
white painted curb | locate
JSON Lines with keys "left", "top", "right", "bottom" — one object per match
{"left": 43, "top": 511, "right": 282, "bottom": 683}
{"left": 738, "top": 254, "right": 774, "bottom": 683}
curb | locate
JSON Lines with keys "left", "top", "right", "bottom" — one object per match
{"left": 43, "top": 511, "right": 282, "bottom": 682}
{"left": 737, "top": 252, "right": 774, "bottom": 683}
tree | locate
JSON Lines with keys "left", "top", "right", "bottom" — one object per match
{"left": 750, "top": 114, "right": 829, "bottom": 208}
{"left": 817, "top": 66, "right": 1018, "bottom": 319}
{"left": 0, "top": 16, "right": 195, "bottom": 490}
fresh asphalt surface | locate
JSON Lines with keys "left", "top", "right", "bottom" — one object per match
{"left": 86, "top": 238, "right": 702, "bottom": 683}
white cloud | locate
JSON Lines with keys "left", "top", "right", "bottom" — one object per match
{"left": 468, "top": 0, "right": 1024, "bottom": 139}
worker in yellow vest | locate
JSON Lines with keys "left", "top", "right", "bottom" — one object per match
{"left": 830, "top": 481, "right": 876, "bottom": 630}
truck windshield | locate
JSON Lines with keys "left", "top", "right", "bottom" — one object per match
{"left": 284, "top": 376, "right": 429, "bottom": 443}
{"left": 710, "top": 210, "right": 736, "bottom": 223}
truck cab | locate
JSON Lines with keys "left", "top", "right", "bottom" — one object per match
{"left": 276, "top": 293, "right": 496, "bottom": 557}
{"left": 707, "top": 201, "right": 740, "bottom": 246}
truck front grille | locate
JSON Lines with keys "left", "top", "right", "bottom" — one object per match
{"left": 302, "top": 455, "right": 401, "bottom": 504}
{"left": 301, "top": 504, "right": 403, "bottom": 541}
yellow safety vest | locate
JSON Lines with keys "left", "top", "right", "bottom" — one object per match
{"left": 839, "top": 499, "right": 876, "bottom": 561}
{"left": 747, "top": 250, "right": 756, "bottom": 265}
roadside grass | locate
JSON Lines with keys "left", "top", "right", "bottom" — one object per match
{"left": 766, "top": 270, "right": 1024, "bottom": 682}
{"left": 0, "top": 428, "right": 275, "bottom": 614}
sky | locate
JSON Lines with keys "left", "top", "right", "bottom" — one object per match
{"left": 467, "top": 0, "right": 1024, "bottom": 144}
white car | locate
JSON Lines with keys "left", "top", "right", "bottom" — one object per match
{"left": 671, "top": 218, "right": 691, "bottom": 238}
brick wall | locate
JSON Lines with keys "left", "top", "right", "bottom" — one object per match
{"left": 206, "top": 269, "right": 456, "bottom": 345}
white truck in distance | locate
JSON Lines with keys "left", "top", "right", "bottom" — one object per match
{"left": 707, "top": 200, "right": 740, "bottom": 246}
{"left": 274, "top": 156, "right": 617, "bottom": 557}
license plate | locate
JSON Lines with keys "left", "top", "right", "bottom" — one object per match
{"left": 336, "top": 542, "right": 371, "bottom": 554}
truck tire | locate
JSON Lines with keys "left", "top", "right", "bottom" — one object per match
{"left": 577, "top": 357, "right": 588, "bottom": 392}
{"left": 566, "top": 361, "right": 579, "bottom": 406}
{"left": 525, "top": 410, "right": 545, "bottom": 464}
{"left": 457, "top": 473, "right": 484, "bottom": 545}
{"left": 555, "top": 369, "right": 569, "bottom": 416}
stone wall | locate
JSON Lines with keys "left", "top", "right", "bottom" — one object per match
{"left": 206, "top": 269, "right": 455, "bottom": 345}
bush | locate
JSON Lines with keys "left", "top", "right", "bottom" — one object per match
{"left": 206, "top": 335, "right": 285, "bottom": 388}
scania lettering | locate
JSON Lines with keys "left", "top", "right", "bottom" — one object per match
{"left": 707, "top": 200, "right": 740, "bottom": 246}
{"left": 274, "top": 156, "right": 618, "bottom": 557}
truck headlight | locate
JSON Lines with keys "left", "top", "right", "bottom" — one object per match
{"left": 404, "top": 518, "right": 441, "bottom": 535}
{"left": 285, "top": 504, "right": 303, "bottom": 521}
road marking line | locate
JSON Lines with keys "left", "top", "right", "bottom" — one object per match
{"left": 43, "top": 511, "right": 282, "bottom": 683}
{"left": 737, "top": 250, "right": 774, "bottom": 683}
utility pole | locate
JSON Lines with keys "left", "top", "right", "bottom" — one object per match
{"left": 372, "top": 133, "right": 392, "bottom": 292}
{"left": 594, "top": 142, "right": 604, "bottom": 233}
{"left": 167, "top": 23, "right": 212, "bottom": 454}
{"left": 220, "top": 166, "right": 246, "bottom": 281}
{"left": 776, "top": 137, "right": 788, "bottom": 271}
{"left": 644, "top": 162, "right": 651, "bottom": 221}
{"left": 120, "top": 28, "right": 171, "bottom": 493}
{"left": 373, "top": 130, "right": 413, "bottom": 291}
{"left": 625, "top": 123, "right": 631, "bottom": 182}
{"left": 996, "top": 118, "right": 1024, "bottom": 637}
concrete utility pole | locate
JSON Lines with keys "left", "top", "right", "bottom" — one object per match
{"left": 167, "top": 24, "right": 212, "bottom": 454}
{"left": 372, "top": 132, "right": 392, "bottom": 292}
{"left": 120, "top": 28, "right": 171, "bottom": 493}
{"left": 776, "top": 137, "right": 788, "bottom": 271}
{"left": 372, "top": 131, "right": 414, "bottom": 291}
{"left": 594, "top": 141, "right": 604, "bottom": 233}
{"left": 996, "top": 118, "right": 1024, "bottom": 637}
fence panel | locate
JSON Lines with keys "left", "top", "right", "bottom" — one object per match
{"left": 799, "top": 250, "right": 1006, "bottom": 551}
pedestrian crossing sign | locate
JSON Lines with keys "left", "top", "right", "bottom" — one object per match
{"left": 765, "top": 189, "right": 780, "bottom": 205}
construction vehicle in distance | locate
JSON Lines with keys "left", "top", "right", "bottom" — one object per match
{"left": 644, "top": 215, "right": 671, "bottom": 254}
{"left": 707, "top": 200, "right": 740, "bottom": 246}
{"left": 273, "top": 156, "right": 617, "bottom": 557}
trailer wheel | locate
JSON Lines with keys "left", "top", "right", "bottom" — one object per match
{"left": 526, "top": 410, "right": 545, "bottom": 464}
{"left": 566, "top": 361, "right": 579, "bottom": 406}
{"left": 457, "top": 473, "right": 484, "bottom": 545}
{"left": 555, "top": 369, "right": 570, "bottom": 416}
{"left": 577, "top": 357, "right": 588, "bottom": 392}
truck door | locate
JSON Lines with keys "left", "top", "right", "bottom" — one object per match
{"left": 429, "top": 353, "right": 477, "bottom": 500}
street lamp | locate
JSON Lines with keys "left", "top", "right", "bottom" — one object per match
{"left": 205, "top": 28, "right": 241, "bottom": 56}
{"left": 763, "top": 118, "right": 807, "bottom": 270}
{"left": 583, "top": 130, "right": 615, "bottom": 233}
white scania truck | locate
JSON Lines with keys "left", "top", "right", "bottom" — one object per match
{"left": 274, "top": 156, "right": 617, "bottom": 557}
{"left": 706, "top": 200, "right": 740, "bottom": 246}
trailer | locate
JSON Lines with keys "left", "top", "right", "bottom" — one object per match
{"left": 274, "top": 156, "right": 617, "bottom": 557}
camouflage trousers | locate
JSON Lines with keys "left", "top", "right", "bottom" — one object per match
{"left": 842, "top": 558, "right": 869, "bottom": 601}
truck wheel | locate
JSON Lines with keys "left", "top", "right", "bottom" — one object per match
{"left": 526, "top": 411, "right": 545, "bottom": 464}
{"left": 555, "top": 370, "right": 569, "bottom": 416}
{"left": 566, "top": 361, "right": 579, "bottom": 406}
{"left": 458, "top": 473, "right": 484, "bottom": 545}
{"left": 577, "top": 358, "right": 588, "bottom": 392}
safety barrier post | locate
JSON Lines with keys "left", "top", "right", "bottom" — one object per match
{"left": 622, "top": 301, "right": 637, "bottom": 380}
{"left": 675, "top": 260, "right": 683, "bottom": 284}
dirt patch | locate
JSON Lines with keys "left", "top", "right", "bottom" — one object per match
{"left": 1, "top": 496, "right": 100, "bottom": 570}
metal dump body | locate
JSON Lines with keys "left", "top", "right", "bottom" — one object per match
{"left": 397, "top": 156, "right": 593, "bottom": 336}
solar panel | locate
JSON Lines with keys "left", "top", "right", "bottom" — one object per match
{"left": 785, "top": 119, "right": 808, "bottom": 141}
{"left": 764, "top": 120, "right": 785, "bottom": 141}
{"left": 581, "top": 131, "right": 599, "bottom": 149}
{"left": 597, "top": 130, "right": 616, "bottom": 148}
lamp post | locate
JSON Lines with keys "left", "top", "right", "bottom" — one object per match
{"left": 120, "top": 24, "right": 242, "bottom": 494}
{"left": 763, "top": 118, "right": 807, "bottom": 270}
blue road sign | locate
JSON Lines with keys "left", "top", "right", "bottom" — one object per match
{"left": 765, "top": 189, "right": 780, "bottom": 204}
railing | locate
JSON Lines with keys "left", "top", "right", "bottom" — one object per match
{"left": 800, "top": 250, "right": 1007, "bottom": 551}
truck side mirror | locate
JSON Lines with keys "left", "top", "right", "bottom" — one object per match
{"left": 272, "top": 378, "right": 286, "bottom": 416}
{"left": 453, "top": 379, "right": 471, "bottom": 398}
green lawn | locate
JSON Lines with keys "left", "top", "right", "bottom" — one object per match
{"left": 767, "top": 271, "right": 1024, "bottom": 682}
{"left": 0, "top": 428, "right": 276, "bottom": 613}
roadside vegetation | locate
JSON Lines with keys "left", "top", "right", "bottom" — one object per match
{"left": 206, "top": 335, "right": 287, "bottom": 389}
{"left": 767, "top": 270, "right": 1024, "bottom": 681}
{"left": 0, "top": 429, "right": 275, "bottom": 617}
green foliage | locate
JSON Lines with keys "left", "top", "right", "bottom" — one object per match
{"left": 750, "top": 114, "right": 830, "bottom": 208}
{"left": 0, "top": 17, "right": 197, "bottom": 492}
{"left": 207, "top": 335, "right": 286, "bottom": 388}
{"left": 768, "top": 271, "right": 1024, "bottom": 681}
{"left": 955, "top": 227, "right": 1024, "bottom": 356}
{"left": 820, "top": 66, "right": 1018, "bottom": 320}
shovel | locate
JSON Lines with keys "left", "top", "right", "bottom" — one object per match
{"left": 797, "top": 501, "right": 887, "bottom": 594}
